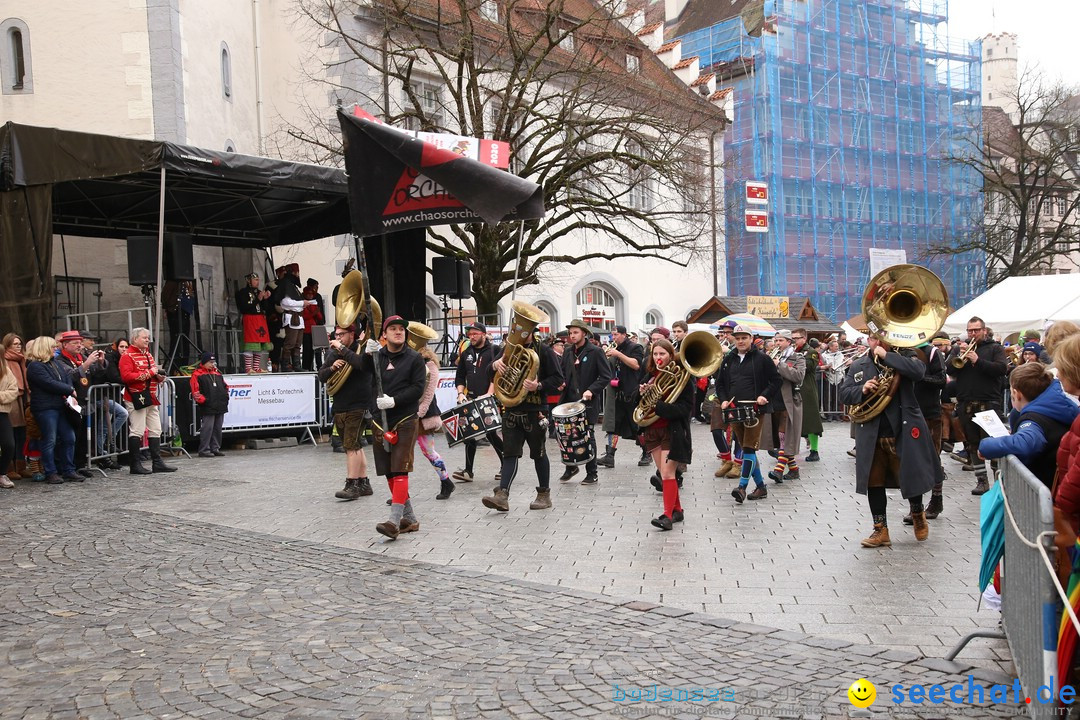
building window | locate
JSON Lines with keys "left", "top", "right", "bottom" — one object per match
{"left": 225, "top": 140, "right": 236, "bottom": 153}
{"left": 644, "top": 310, "right": 662, "bottom": 328}
{"left": 401, "top": 79, "right": 444, "bottom": 130}
{"left": 576, "top": 283, "right": 619, "bottom": 331}
{"left": 987, "top": 48, "right": 993, "bottom": 58}
{"left": 626, "top": 53, "right": 640, "bottom": 73}
{"left": 221, "top": 42, "right": 232, "bottom": 99}
{"left": 480, "top": 0, "right": 498, "bottom": 22}
{"left": 534, "top": 300, "right": 557, "bottom": 334}
{"left": 1, "top": 18, "right": 32, "bottom": 93}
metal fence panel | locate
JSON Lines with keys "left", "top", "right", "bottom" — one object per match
{"left": 86, "top": 383, "right": 129, "bottom": 474}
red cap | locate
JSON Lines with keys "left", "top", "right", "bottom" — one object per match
{"left": 382, "top": 315, "right": 407, "bottom": 332}
{"left": 59, "top": 330, "right": 83, "bottom": 343}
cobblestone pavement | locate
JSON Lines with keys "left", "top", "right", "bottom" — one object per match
{"left": 0, "top": 424, "right": 1027, "bottom": 718}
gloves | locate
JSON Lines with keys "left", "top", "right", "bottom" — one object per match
{"left": 376, "top": 394, "right": 395, "bottom": 410}
{"left": 365, "top": 339, "right": 381, "bottom": 355}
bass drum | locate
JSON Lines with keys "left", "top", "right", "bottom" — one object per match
{"left": 440, "top": 395, "right": 502, "bottom": 447}
{"left": 552, "top": 402, "right": 594, "bottom": 466}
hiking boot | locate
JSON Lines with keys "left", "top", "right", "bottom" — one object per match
{"left": 452, "top": 469, "right": 474, "bottom": 482}
{"left": 357, "top": 477, "right": 373, "bottom": 496}
{"left": 335, "top": 479, "right": 361, "bottom": 500}
{"left": 199, "top": 451, "right": 215, "bottom": 458}
{"left": 971, "top": 478, "right": 989, "bottom": 495}
{"left": 529, "top": 488, "right": 552, "bottom": 510}
{"left": 806, "top": 451, "right": 820, "bottom": 462}
{"left": 212, "top": 450, "right": 226, "bottom": 457}
{"left": 768, "top": 449, "right": 779, "bottom": 458}
{"left": 482, "top": 487, "right": 510, "bottom": 512}
{"left": 376, "top": 521, "right": 399, "bottom": 540}
{"left": 559, "top": 465, "right": 579, "bottom": 482}
{"left": 46, "top": 473, "right": 64, "bottom": 485}
{"left": 786, "top": 468, "right": 800, "bottom": 480}
{"left": 650, "top": 515, "right": 673, "bottom": 531}
{"left": 731, "top": 486, "right": 747, "bottom": 503}
{"left": 62, "top": 472, "right": 84, "bottom": 482}
{"left": 861, "top": 523, "right": 892, "bottom": 548}
{"left": 726, "top": 464, "right": 742, "bottom": 479}
{"left": 911, "top": 511, "right": 929, "bottom": 541}
{"left": 638, "top": 451, "right": 651, "bottom": 467}
{"left": 398, "top": 519, "right": 420, "bottom": 534}
{"left": 436, "top": 479, "right": 455, "bottom": 500}
{"left": 768, "top": 469, "right": 785, "bottom": 484}
{"left": 715, "top": 460, "right": 734, "bottom": 478}
{"left": 747, "top": 485, "right": 768, "bottom": 500}
{"left": 649, "top": 474, "right": 662, "bottom": 492}
{"left": 926, "top": 494, "right": 943, "bottom": 519}
{"left": 597, "top": 449, "right": 615, "bottom": 468}
{"left": 672, "top": 509, "right": 684, "bottom": 523}
{"left": 581, "top": 474, "right": 598, "bottom": 485}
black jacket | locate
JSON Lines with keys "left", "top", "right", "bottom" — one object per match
{"left": 27, "top": 359, "right": 74, "bottom": 413}
{"left": 191, "top": 366, "right": 230, "bottom": 415}
{"left": 318, "top": 341, "right": 372, "bottom": 414}
{"left": 560, "top": 340, "right": 612, "bottom": 423}
{"left": 373, "top": 344, "right": 426, "bottom": 427}
{"left": 455, "top": 340, "right": 501, "bottom": 397}
{"left": 236, "top": 285, "right": 267, "bottom": 316}
{"left": 611, "top": 339, "right": 646, "bottom": 398}
{"left": 653, "top": 376, "right": 694, "bottom": 465}
{"left": 714, "top": 347, "right": 782, "bottom": 413}
{"left": 55, "top": 352, "right": 92, "bottom": 405}
{"left": 104, "top": 349, "right": 123, "bottom": 385}
{"left": 946, "top": 339, "right": 1009, "bottom": 403}
{"left": 914, "top": 345, "right": 947, "bottom": 420}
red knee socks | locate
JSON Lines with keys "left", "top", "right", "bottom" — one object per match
{"left": 662, "top": 478, "right": 681, "bottom": 518}
{"left": 389, "top": 474, "right": 410, "bottom": 505}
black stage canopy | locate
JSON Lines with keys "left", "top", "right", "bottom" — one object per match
{"left": 0, "top": 122, "right": 352, "bottom": 336}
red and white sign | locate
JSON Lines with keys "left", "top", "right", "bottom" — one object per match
{"left": 353, "top": 104, "right": 510, "bottom": 169}
{"left": 745, "top": 181, "right": 768, "bottom": 205}
{"left": 745, "top": 209, "right": 769, "bottom": 233}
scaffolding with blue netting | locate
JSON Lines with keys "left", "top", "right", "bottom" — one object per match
{"left": 680, "top": 0, "right": 984, "bottom": 321}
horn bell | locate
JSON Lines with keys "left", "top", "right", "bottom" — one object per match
{"left": 861, "top": 264, "right": 949, "bottom": 349}
{"left": 407, "top": 321, "right": 439, "bottom": 352}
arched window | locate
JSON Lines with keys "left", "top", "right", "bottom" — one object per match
{"left": 224, "top": 140, "right": 236, "bottom": 153}
{"left": 1, "top": 18, "right": 32, "bottom": 93}
{"left": 575, "top": 283, "right": 619, "bottom": 331}
{"left": 644, "top": 310, "right": 663, "bottom": 328}
{"left": 534, "top": 300, "right": 557, "bottom": 335}
{"left": 221, "top": 42, "right": 232, "bottom": 99}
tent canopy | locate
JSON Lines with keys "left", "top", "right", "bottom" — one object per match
{"left": 942, "top": 274, "right": 1080, "bottom": 336}
{"left": 1, "top": 121, "right": 353, "bottom": 337}
{"left": 1, "top": 122, "right": 351, "bottom": 246}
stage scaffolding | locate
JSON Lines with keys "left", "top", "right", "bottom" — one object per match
{"left": 680, "top": 0, "right": 983, "bottom": 319}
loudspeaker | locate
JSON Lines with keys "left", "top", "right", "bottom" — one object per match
{"left": 126, "top": 234, "right": 196, "bottom": 285}
{"left": 126, "top": 237, "right": 158, "bottom": 286}
{"left": 455, "top": 260, "right": 471, "bottom": 300}
{"left": 164, "top": 233, "right": 195, "bottom": 281}
{"left": 363, "top": 230, "right": 428, "bottom": 322}
{"left": 432, "top": 256, "right": 459, "bottom": 297}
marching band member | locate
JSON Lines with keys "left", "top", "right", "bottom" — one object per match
{"left": 839, "top": 336, "right": 936, "bottom": 548}
{"left": 483, "top": 329, "right": 563, "bottom": 512}
{"left": 452, "top": 322, "right": 504, "bottom": 483}
{"left": 370, "top": 316, "right": 427, "bottom": 540}
{"left": 558, "top": 320, "right": 612, "bottom": 485}
{"left": 766, "top": 330, "right": 805, "bottom": 483}
{"left": 715, "top": 326, "right": 781, "bottom": 503}
{"left": 904, "top": 335, "right": 948, "bottom": 525}
{"left": 598, "top": 325, "right": 645, "bottom": 470}
{"left": 638, "top": 339, "right": 693, "bottom": 530}
{"left": 406, "top": 322, "right": 453, "bottom": 500}
{"left": 792, "top": 330, "right": 823, "bottom": 462}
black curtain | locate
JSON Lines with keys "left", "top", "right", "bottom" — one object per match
{"left": 363, "top": 229, "right": 429, "bottom": 323}
{"left": 0, "top": 186, "right": 53, "bottom": 338}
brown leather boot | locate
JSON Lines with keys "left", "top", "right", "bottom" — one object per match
{"left": 925, "top": 493, "right": 943, "bottom": 519}
{"left": 911, "top": 511, "right": 929, "bottom": 541}
{"left": 715, "top": 460, "right": 734, "bottom": 478}
{"left": 861, "top": 523, "right": 891, "bottom": 548}
{"left": 482, "top": 487, "right": 510, "bottom": 512}
{"left": 529, "top": 488, "right": 552, "bottom": 510}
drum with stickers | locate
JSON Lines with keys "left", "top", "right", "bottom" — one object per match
{"left": 440, "top": 395, "right": 503, "bottom": 447}
{"left": 552, "top": 402, "right": 594, "bottom": 466}
{"left": 721, "top": 401, "right": 761, "bottom": 427}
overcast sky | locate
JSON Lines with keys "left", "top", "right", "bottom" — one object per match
{"left": 946, "top": 0, "right": 1079, "bottom": 86}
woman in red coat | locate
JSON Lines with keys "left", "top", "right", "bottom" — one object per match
{"left": 1053, "top": 334, "right": 1080, "bottom": 533}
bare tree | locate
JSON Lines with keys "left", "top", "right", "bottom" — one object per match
{"left": 284, "top": 0, "right": 726, "bottom": 314}
{"left": 932, "top": 70, "right": 1080, "bottom": 286}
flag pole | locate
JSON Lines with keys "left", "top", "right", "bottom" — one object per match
{"left": 510, "top": 221, "right": 524, "bottom": 303}
{"left": 353, "top": 234, "right": 390, "bottom": 451}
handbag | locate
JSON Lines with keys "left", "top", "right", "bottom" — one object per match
{"left": 130, "top": 385, "right": 154, "bottom": 410}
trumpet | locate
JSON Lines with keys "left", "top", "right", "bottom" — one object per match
{"left": 840, "top": 344, "right": 870, "bottom": 368}
{"left": 950, "top": 342, "right": 971, "bottom": 369}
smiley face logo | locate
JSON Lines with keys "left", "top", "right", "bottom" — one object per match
{"left": 848, "top": 679, "right": 877, "bottom": 708}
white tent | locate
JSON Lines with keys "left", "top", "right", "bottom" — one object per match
{"left": 942, "top": 274, "right": 1080, "bottom": 336}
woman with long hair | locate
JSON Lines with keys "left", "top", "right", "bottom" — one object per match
{"left": 0, "top": 343, "right": 18, "bottom": 487}
{"left": 638, "top": 338, "right": 694, "bottom": 530}
{"left": 414, "top": 341, "right": 453, "bottom": 501}
{"left": 25, "top": 336, "right": 79, "bottom": 484}
{"left": 2, "top": 333, "right": 28, "bottom": 480}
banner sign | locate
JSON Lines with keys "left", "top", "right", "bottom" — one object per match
{"left": 339, "top": 111, "right": 544, "bottom": 236}
{"left": 436, "top": 368, "right": 458, "bottom": 417}
{"left": 745, "top": 180, "right": 768, "bottom": 204}
{"left": 354, "top": 105, "right": 511, "bottom": 170}
{"left": 746, "top": 295, "right": 790, "bottom": 319}
{"left": 869, "top": 247, "right": 907, "bottom": 278}
{"left": 222, "top": 373, "right": 317, "bottom": 429}
{"left": 745, "top": 208, "right": 769, "bottom": 232}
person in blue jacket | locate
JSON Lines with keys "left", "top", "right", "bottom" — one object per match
{"left": 978, "top": 362, "right": 1079, "bottom": 488}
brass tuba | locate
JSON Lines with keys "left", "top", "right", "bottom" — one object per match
{"left": 634, "top": 331, "right": 724, "bottom": 427}
{"left": 406, "top": 321, "right": 439, "bottom": 352}
{"left": 847, "top": 264, "right": 949, "bottom": 423}
{"left": 494, "top": 300, "right": 548, "bottom": 407}
{"left": 326, "top": 270, "right": 382, "bottom": 396}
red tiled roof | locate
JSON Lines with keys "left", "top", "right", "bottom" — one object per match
{"left": 656, "top": 40, "right": 680, "bottom": 54}
{"left": 710, "top": 88, "right": 733, "bottom": 100}
{"left": 690, "top": 73, "right": 714, "bottom": 87}
{"left": 673, "top": 57, "right": 697, "bottom": 70}
{"left": 637, "top": 21, "right": 662, "bottom": 36}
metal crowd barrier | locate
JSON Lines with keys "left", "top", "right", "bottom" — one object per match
{"left": 187, "top": 372, "right": 329, "bottom": 446}
{"left": 816, "top": 372, "right": 846, "bottom": 420}
{"left": 946, "top": 456, "right": 1060, "bottom": 718}
{"left": 86, "top": 383, "right": 129, "bottom": 476}
{"left": 158, "top": 378, "right": 190, "bottom": 459}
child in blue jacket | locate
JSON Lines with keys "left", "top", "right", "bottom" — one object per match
{"left": 979, "top": 362, "right": 1079, "bottom": 488}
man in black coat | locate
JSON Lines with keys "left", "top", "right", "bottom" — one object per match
{"left": 946, "top": 315, "right": 1009, "bottom": 495}
{"left": 598, "top": 324, "right": 644, "bottom": 469}
{"left": 452, "top": 322, "right": 504, "bottom": 483}
{"left": 483, "top": 332, "right": 564, "bottom": 512}
{"left": 715, "top": 326, "right": 782, "bottom": 502}
{"left": 558, "top": 319, "right": 612, "bottom": 484}
{"left": 839, "top": 336, "right": 936, "bottom": 548}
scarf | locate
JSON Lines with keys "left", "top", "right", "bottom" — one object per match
{"left": 4, "top": 347, "right": 27, "bottom": 391}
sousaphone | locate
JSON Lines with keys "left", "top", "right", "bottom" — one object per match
{"left": 326, "top": 270, "right": 382, "bottom": 396}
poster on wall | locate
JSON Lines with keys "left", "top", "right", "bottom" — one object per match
{"left": 222, "top": 373, "right": 317, "bottom": 429}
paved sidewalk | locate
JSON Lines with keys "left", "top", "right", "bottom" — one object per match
{"left": 2, "top": 488, "right": 1025, "bottom": 719}
{"left": 121, "top": 424, "right": 1012, "bottom": 675}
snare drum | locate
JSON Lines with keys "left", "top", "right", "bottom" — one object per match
{"left": 440, "top": 395, "right": 503, "bottom": 447}
{"left": 722, "top": 402, "right": 761, "bottom": 427}
{"left": 552, "top": 402, "right": 594, "bottom": 466}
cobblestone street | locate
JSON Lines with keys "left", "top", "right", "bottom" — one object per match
{"left": 1, "top": 424, "right": 1025, "bottom": 719}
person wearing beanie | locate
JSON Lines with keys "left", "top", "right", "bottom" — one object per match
{"left": 190, "top": 352, "right": 230, "bottom": 458}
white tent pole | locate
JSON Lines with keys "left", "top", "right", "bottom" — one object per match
{"left": 510, "top": 221, "right": 524, "bottom": 303}
{"left": 154, "top": 166, "right": 166, "bottom": 360}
